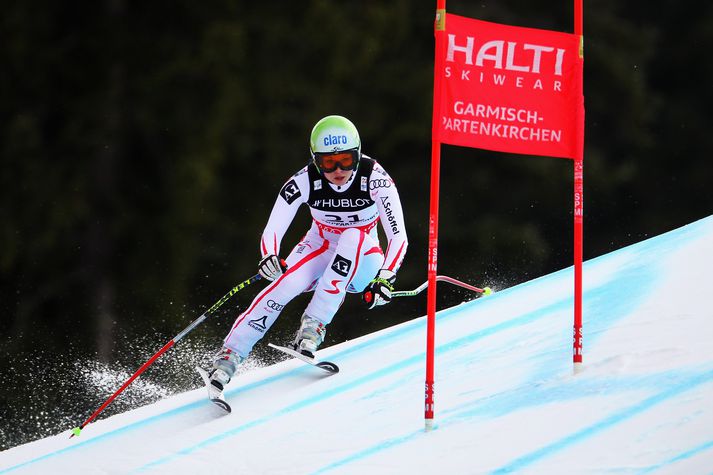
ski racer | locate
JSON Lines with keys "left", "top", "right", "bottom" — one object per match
{"left": 208, "top": 115, "right": 408, "bottom": 393}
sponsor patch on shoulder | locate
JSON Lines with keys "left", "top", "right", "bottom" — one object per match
{"left": 280, "top": 179, "right": 302, "bottom": 204}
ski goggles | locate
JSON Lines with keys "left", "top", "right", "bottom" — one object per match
{"left": 313, "top": 150, "right": 359, "bottom": 173}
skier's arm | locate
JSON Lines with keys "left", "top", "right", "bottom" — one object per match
{"left": 259, "top": 171, "right": 308, "bottom": 259}
{"left": 371, "top": 164, "right": 408, "bottom": 275}
{"left": 363, "top": 163, "right": 408, "bottom": 309}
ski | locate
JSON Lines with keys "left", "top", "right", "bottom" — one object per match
{"left": 268, "top": 343, "right": 340, "bottom": 373}
{"left": 195, "top": 366, "right": 232, "bottom": 413}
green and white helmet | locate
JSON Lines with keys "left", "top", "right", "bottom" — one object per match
{"left": 309, "top": 115, "right": 361, "bottom": 161}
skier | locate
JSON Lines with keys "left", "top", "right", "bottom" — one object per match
{"left": 208, "top": 115, "right": 408, "bottom": 393}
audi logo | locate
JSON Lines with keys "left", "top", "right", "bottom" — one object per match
{"left": 266, "top": 299, "right": 285, "bottom": 311}
{"left": 370, "top": 179, "right": 392, "bottom": 189}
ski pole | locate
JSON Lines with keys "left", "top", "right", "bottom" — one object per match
{"left": 392, "top": 275, "right": 493, "bottom": 298}
{"left": 70, "top": 273, "right": 262, "bottom": 438}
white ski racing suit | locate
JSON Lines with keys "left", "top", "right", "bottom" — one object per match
{"left": 223, "top": 155, "right": 408, "bottom": 357}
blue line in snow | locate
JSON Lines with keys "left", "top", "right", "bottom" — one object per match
{"left": 311, "top": 428, "right": 426, "bottom": 475}
{"left": 135, "top": 352, "right": 426, "bottom": 472}
{"left": 134, "top": 296, "right": 577, "bottom": 471}
{"left": 492, "top": 369, "right": 713, "bottom": 474}
{"left": 310, "top": 370, "right": 713, "bottom": 474}
{"left": 637, "top": 439, "right": 713, "bottom": 474}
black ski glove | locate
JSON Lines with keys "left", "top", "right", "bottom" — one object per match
{"left": 363, "top": 269, "right": 396, "bottom": 310}
{"left": 258, "top": 254, "right": 288, "bottom": 281}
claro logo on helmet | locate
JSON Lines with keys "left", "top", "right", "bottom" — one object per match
{"left": 380, "top": 196, "right": 400, "bottom": 235}
{"left": 323, "top": 134, "right": 348, "bottom": 147}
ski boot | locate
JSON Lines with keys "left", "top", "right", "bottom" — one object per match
{"left": 291, "top": 314, "right": 326, "bottom": 359}
{"left": 209, "top": 347, "right": 243, "bottom": 394}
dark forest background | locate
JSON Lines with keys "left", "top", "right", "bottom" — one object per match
{"left": 1, "top": 0, "right": 712, "bottom": 448}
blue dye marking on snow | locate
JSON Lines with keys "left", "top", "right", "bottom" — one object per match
{"left": 135, "top": 352, "right": 427, "bottom": 472}
{"left": 525, "top": 257, "right": 658, "bottom": 384}
{"left": 308, "top": 369, "right": 713, "bottom": 474}
{"left": 638, "top": 439, "right": 713, "bottom": 474}
{"left": 442, "top": 368, "right": 706, "bottom": 422}
{"left": 134, "top": 302, "right": 575, "bottom": 471}
{"left": 311, "top": 429, "right": 426, "bottom": 475}
{"left": 492, "top": 369, "right": 713, "bottom": 474}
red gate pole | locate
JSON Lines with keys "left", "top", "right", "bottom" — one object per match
{"left": 573, "top": 0, "right": 585, "bottom": 373}
{"left": 425, "top": 0, "right": 447, "bottom": 431}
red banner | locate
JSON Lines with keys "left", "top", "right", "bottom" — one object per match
{"left": 435, "top": 14, "right": 582, "bottom": 159}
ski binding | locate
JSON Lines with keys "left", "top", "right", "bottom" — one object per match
{"left": 268, "top": 343, "right": 339, "bottom": 373}
{"left": 196, "top": 366, "right": 232, "bottom": 413}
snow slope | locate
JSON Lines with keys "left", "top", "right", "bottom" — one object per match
{"left": 2, "top": 216, "right": 713, "bottom": 474}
